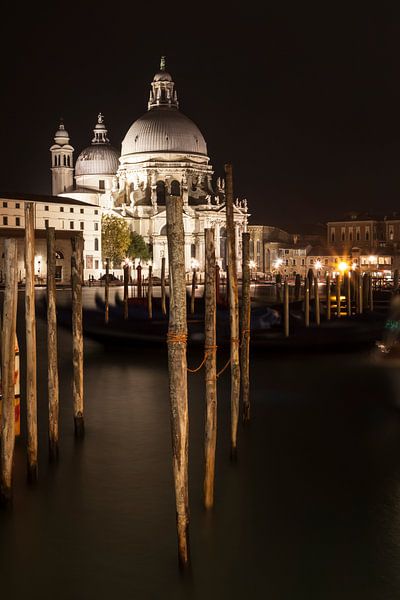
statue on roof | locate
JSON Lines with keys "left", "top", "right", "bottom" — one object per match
{"left": 160, "top": 56, "right": 166, "bottom": 71}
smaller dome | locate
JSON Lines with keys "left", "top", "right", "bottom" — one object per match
{"left": 55, "top": 127, "right": 69, "bottom": 138}
{"left": 153, "top": 71, "right": 173, "bottom": 82}
{"left": 75, "top": 145, "right": 119, "bottom": 176}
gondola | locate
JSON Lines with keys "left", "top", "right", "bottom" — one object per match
{"left": 36, "top": 292, "right": 386, "bottom": 352}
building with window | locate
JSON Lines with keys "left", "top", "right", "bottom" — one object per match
{"left": 53, "top": 58, "right": 248, "bottom": 275}
{"left": 0, "top": 193, "right": 101, "bottom": 283}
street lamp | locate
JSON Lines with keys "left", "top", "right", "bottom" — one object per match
{"left": 249, "top": 259, "right": 256, "bottom": 280}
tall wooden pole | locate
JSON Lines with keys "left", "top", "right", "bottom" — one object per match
{"left": 147, "top": 265, "right": 153, "bottom": 319}
{"left": 137, "top": 264, "right": 142, "bottom": 299}
{"left": 326, "top": 274, "right": 331, "bottom": 320}
{"left": 166, "top": 193, "right": 190, "bottom": 568}
{"left": 346, "top": 272, "right": 352, "bottom": 316}
{"left": 241, "top": 232, "right": 251, "bottom": 421}
{"left": 25, "top": 202, "right": 38, "bottom": 482}
{"left": 0, "top": 239, "right": 18, "bottom": 506}
{"left": 123, "top": 264, "right": 129, "bottom": 320}
{"left": 358, "top": 272, "right": 363, "bottom": 314}
{"left": 47, "top": 227, "right": 59, "bottom": 462}
{"left": 225, "top": 163, "right": 240, "bottom": 458}
{"left": 314, "top": 275, "right": 320, "bottom": 326}
{"left": 71, "top": 234, "right": 84, "bottom": 438}
{"left": 369, "top": 274, "right": 374, "bottom": 311}
{"left": 275, "top": 273, "right": 282, "bottom": 303}
{"left": 304, "top": 276, "right": 310, "bottom": 327}
{"left": 294, "top": 273, "right": 301, "bottom": 301}
{"left": 105, "top": 257, "right": 109, "bottom": 324}
{"left": 336, "top": 274, "right": 341, "bottom": 318}
{"left": 204, "top": 228, "right": 217, "bottom": 509}
{"left": 190, "top": 269, "right": 196, "bottom": 315}
{"left": 161, "top": 256, "right": 167, "bottom": 316}
{"left": 284, "top": 279, "right": 290, "bottom": 337}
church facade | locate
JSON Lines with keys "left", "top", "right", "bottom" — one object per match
{"left": 54, "top": 59, "right": 249, "bottom": 276}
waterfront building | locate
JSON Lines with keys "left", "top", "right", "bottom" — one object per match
{"left": 0, "top": 193, "right": 101, "bottom": 283}
{"left": 55, "top": 58, "right": 249, "bottom": 276}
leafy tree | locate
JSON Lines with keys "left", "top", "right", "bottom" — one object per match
{"left": 101, "top": 215, "right": 131, "bottom": 265}
{"left": 127, "top": 231, "right": 151, "bottom": 262}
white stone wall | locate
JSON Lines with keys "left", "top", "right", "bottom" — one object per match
{"left": 0, "top": 198, "right": 102, "bottom": 282}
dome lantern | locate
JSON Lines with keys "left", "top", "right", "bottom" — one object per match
{"left": 148, "top": 56, "right": 179, "bottom": 110}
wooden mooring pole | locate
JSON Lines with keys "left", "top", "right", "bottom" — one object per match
{"left": 326, "top": 274, "right": 331, "bottom": 320}
{"left": 225, "top": 163, "right": 240, "bottom": 458}
{"left": 0, "top": 239, "right": 18, "bottom": 506}
{"left": 161, "top": 256, "right": 167, "bottom": 316}
{"left": 147, "top": 265, "right": 153, "bottom": 319}
{"left": 123, "top": 264, "right": 129, "bottom": 320}
{"left": 294, "top": 273, "right": 301, "bottom": 301}
{"left": 137, "top": 264, "right": 142, "bottom": 299}
{"left": 314, "top": 275, "right": 320, "bottom": 326}
{"left": 71, "top": 234, "right": 84, "bottom": 437}
{"left": 284, "top": 279, "right": 290, "bottom": 337}
{"left": 275, "top": 273, "right": 282, "bottom": 303}
{"left": 166, "top": 193, "right": 190, "bottom": 568}
{"left": 190, "top": 268, "right": 196, "bottom": 315}
{"left": 241, "top": 232, "right": 251, "bottom": 421}
{"left": 346, "top": 272, "right": 351, "bottom": 316}
{"left": 204, "top": 228, "right": 217, "bottom": 509}
{"left": 25, "top": 202, "right": 38, "bottom": 482}
{"left": 358, "top": 272, "right": 363, "bottom": 314}
{"left": 369, "top": 274, "right": 374, "bottom": 311}
{"left": 336, "top": 275, "right": 341, "bottom": 318}
{"left": 47, "top": 227, "right": 59, "bottom": 462}
{"left": 105, "top": 257, "right": 109, "bottom": 324}
{"left": 304, "top": 276, "right": 310, "bottom": 327}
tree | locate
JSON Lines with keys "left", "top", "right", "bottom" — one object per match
{"left": 127, "top": 231, "right": 151, "bottom": 262}
{"left": 101, "top": 215, "right": 131, "bottom": 265}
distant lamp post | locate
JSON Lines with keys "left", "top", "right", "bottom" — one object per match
{"left": 249, "top": 259, "right": 256, "bottom": 280}
{"left": 351, "top": 263, "right": 358, "bottom": 271}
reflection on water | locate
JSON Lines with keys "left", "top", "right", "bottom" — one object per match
{"left": 1, "top": 291, "right": 400, "bottom": 598}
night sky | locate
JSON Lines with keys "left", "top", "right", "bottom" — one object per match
{"left": 0, "top": 4, "right": 399, "bottom": 227}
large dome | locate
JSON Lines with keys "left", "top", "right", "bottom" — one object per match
{"left": 121, "top": 107, "right": 208, "bottom": 157}
{"left": 75, "top": 145, "right": 119, "bottom": 176}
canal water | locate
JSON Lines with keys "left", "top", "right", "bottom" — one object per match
{"left": 1, "top": 288, "right": 400, "bottom": 599}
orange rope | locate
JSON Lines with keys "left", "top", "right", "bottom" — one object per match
{"left": 166, "top": 332, "right": 188, "bottom": 345}
{"left": 187, "top": 344, "right": 218, "bottom": 374}
{"left": 187, "top": 351, "right": 210, "bottom": 373}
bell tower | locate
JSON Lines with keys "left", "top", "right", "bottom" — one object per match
{"left": 50, "top": 120, "right": 74, "bottom": 195}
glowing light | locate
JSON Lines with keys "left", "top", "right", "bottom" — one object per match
{"left": 274, "top": 258, "right": 283, "bottom": 268}
{"left": 351, "top": 263, "right": 358, "bottom": 270}
{"left": 338, "top": 261, "right": 348, "bottom": 273}
{"left": 368, "top": 255, "right": 377, "bottom": 264}
{"left": 314, "top": 260, "right": 322, "bottom": 270}
{"left": 249, "top": 260, "right": 256, "bottom": 269}
{"left": 191, "top": 258, "right": 199, "bottom": 270}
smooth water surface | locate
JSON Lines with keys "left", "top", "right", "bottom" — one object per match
{"left": 1, "top": 289, "right": 400, "bottom": 599}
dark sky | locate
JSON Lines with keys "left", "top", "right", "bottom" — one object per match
{"left": 0, "top": 3, "right": 399, "bottom": 227}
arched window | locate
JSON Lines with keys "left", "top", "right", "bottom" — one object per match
{"left": 156, "top": 181, "right": 166, "bottom": 205}
{"left": 63, "top": 155, "right": 66, "bottom": 166}
{"left": 94, "top": 238, "right": 99, "bottom": 251}
{"left": 171, "top": 180, "right": 181, "bottom": 196}
{"left": 160, "top": 224, "right": 167, "bottom": 236}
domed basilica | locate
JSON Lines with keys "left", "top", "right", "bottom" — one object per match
{"left": 51, "top": 58, "right": 249, "bottom": 275}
